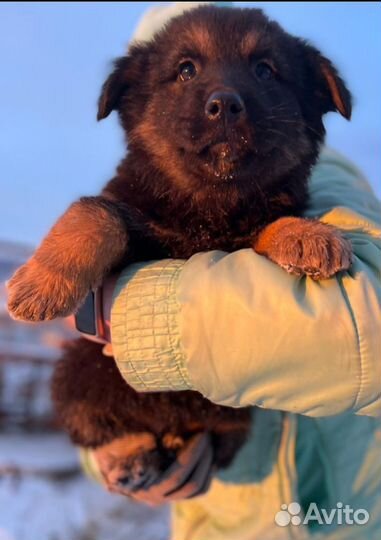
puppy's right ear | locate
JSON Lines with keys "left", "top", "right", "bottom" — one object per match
{"left": 97, "top": 56, "right": 130, "bottom": 121}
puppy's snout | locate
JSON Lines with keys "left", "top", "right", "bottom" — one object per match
{"left": 205, "top": 90, "right": 245, "bottom": 123}
{"left": 118, "top": 465, "right": 155, "bottom": 491}
{"left": 117, "top": 454, "right": 160, "bottom": 491}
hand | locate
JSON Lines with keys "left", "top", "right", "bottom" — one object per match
{"left": 107, "top": 432, "right": 214, "bottom": 506}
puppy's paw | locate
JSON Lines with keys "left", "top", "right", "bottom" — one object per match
{"left": 7, "top": 259, "right": 89, "bottom": 321}
{"left": 279, "top": 230, "right": 352, "bottom": 280}
{"left": 255, "top": 218, "right": 353, "bottom": 280}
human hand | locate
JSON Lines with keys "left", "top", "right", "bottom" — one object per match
{"left": 106, "top": 432, "right": 214, "bottom": 506}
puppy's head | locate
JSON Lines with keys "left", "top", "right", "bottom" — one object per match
{"left": 97, "top": 6, "right": 351, "bottom": 198}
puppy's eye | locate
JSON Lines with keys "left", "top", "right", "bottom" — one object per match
{"left": 255, "top": 61, "right": 275, "bottom": 81}
{"left": 178, "top": 61, "right": 197, "bottom": 82}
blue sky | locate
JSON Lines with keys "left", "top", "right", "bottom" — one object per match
{"left": 0, "top": 2, "right": 380, "bottom": 245}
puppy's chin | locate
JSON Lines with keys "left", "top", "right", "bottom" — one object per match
{"left": 203, "top": 159, "right": 239, "bottom": 183}
{"left": 203, "top": 142, "right": 239, "bottom": 180}
{"left": 182, "top": 142, "right": 253, "bottom": 186}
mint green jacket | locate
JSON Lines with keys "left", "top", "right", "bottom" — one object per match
{"left": 83, "top": 149, "right": 381, "bottom": 539}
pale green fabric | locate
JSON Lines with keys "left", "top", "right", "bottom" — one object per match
{"left": 111, "top": 148, "right": 381, "bottom": 418}
{"left": 168, "top": 411, "right": 381, "bottom": 540}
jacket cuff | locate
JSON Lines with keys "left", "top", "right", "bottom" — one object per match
{"left": 111, "top": 259, "right": 193, "bottom": 392}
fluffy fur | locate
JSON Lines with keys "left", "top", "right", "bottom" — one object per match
{"left": 8, "top": 6, "right": 352, "bottom": 491}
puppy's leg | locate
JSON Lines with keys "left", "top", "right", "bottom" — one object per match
{"left": 7, "top": 197, "right": 129, "bottom": 321}
{"left": 254, "top": 217, "right": 352, "bottom": 280}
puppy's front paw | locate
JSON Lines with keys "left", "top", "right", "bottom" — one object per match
{"left": 7, "top": 259, "right": 89, "bottom": 321}
{"left": 255, "top": 218, "right": 353, "bottom": 280}
{"left": 279, "top": 228, "right": 352, "bottom": 280}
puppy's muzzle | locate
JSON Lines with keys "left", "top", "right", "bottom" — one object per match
{"left": 117, "top": 450, "right": 162, "bottom": 491}
{"left": 205, "top": 89, "right": 246, "bottom": 123}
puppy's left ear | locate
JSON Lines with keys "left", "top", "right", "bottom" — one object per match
{"left": 97, "top": 56, "right": 130, "bottom": 121}
{"left": 304, "top": 44, "right": 352, "bottom": 120}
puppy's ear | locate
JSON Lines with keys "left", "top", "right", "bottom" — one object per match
{"left": 304, "top": 44, "right": 352, "bottom": 120}
{"left": 97, "top": 56, "right": 130, "bottom": 121}
{"left": 318, "top": 56, "right": 352, "bottom": 120}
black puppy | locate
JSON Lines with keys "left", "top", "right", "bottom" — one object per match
{"left": 8, "top": 6, "right": 352, "bottom": 492}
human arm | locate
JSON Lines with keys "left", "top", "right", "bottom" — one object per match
{"left": 107, "top": 149, "right": 381, "bottom": 417}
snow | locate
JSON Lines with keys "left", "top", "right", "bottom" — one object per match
{"left": 0, "top": 472, "right": 169, "bottom": 540}
{"left": 0, "top": 435, "right": 170, "bottom": 540}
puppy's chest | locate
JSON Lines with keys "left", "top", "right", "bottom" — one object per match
{"left": 131, "top": 217, "right": 257, "bottom": 261}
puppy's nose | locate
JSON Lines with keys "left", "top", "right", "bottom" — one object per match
{"left": 205, "top": 91, "right": 245, "bottom": 122}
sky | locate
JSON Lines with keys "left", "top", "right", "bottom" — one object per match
{"left": 0, "top": 1, "right": 380, "bottom": 246}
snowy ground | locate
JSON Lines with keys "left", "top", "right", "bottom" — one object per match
{"left": 0, "top": 434, "right": 169, "bottom": 540}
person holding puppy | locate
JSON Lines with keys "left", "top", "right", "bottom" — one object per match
{"left": 76, "top": 4, "right": 381, "bottom": 540}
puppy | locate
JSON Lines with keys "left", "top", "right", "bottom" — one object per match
{"left": 8, "top": 6, "right": 352, "bottom": 493}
